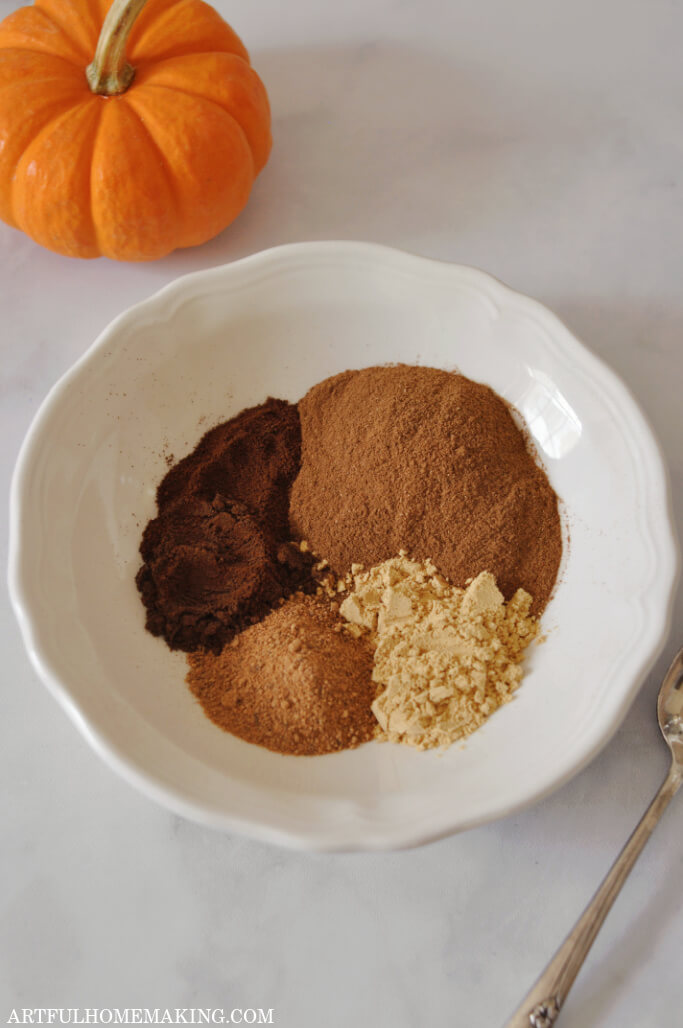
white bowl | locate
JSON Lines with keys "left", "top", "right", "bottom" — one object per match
{"left": 9, "top": 242, "right": 679, "bottom": 851}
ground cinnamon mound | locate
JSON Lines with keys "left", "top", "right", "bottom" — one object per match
{"left": 186, "top": 595, "right": 377, "bottom": 755}
{"left": 289, "top": 365, "right": 562, "bottom": 614}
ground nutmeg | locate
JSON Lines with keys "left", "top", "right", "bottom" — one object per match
{"left": 187, "top": 594, "right": 377, "bottom": 755}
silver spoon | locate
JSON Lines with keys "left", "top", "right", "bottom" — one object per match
{"left": 505, "top": 646, "right": 683, "bottom": 1028}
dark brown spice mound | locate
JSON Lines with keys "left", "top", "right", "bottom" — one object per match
{"left": 289, "top": 365, "right": 562, "bottom": 614}
{"left": 186, "top": 595, "right": 377, "bottom": 755}
{"left": 136, "top": 399, "right": 316, "bottom": 653}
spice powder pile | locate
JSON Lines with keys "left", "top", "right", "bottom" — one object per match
{"left": 187, "top": 595, "right": 376, "bottom": 756}
{"left": 136, "top": 364, "right": 562, "bottom": 755}
{"left": 290, "top": 364, "right": 561, "bottom": 612}
{"left": 136, "top": 398, "right": 316, "bottom": 653}
{"left": 340, "top": 557, "right": 538, "bottom": 749}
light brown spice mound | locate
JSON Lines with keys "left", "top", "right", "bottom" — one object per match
{"left": 340, "top": 556, "right": 538, "bottom": 749}
{"left": 289, "top": 365, "right": 562, "bottom": 615}
{"left": 186, "top": 595, "right": 377, "bottom": 756}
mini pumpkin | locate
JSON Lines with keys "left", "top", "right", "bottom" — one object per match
{"left": 0, "top": 0, "right": 271, "bottom": 260}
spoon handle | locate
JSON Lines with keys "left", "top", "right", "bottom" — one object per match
{"left": 504, "top": 761, "right": 682, "bottom": 1028}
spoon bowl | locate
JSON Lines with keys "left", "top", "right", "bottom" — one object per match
{"left": 658, "top": 647, "right": 683, "bottom": 761}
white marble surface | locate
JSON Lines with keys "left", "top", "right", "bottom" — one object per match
{"left": 2, "top": 0, "right": 682, "bottom": 1024}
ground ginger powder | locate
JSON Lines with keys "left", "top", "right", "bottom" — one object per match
{"left": 339, "top": 556, "right": 538, "bottom": 750}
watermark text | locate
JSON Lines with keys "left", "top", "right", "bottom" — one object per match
{"left": 7, "top": 1011, "right": 274, "bottom": 1026}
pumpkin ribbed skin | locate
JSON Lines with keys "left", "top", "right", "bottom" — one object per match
{"left": 0, "top": 0, "right": 271, "bottom": 259}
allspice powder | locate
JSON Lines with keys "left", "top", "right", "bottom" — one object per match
{"left": 136, "top": 398, "right": 317, "bottom": 653}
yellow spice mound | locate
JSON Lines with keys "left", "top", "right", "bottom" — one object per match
{"left": 340, "top": 556, "right": 538, "bottom": 750}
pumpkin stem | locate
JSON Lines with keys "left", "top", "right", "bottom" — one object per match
{"left": 86, "top": 0, "right": 148, "bottom": 95}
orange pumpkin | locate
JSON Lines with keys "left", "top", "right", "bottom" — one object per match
{"left": 0, "top": 0, "right": 271, "bottom": 260}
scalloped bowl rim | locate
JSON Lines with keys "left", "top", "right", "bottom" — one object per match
{"left": 8, "top": 241, "right": 680, "bottom": 851}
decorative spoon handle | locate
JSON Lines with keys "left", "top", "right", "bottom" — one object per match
{"left": 504, "top": 762, "right": 682, "bottom": 1027}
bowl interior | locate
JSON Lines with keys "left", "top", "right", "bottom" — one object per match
{"left": 11, "top": 244, "right": 678, "bottom": 849}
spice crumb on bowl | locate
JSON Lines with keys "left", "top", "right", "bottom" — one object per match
{"left": 135, "top": 363, "right": 562, "bottom": 756}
